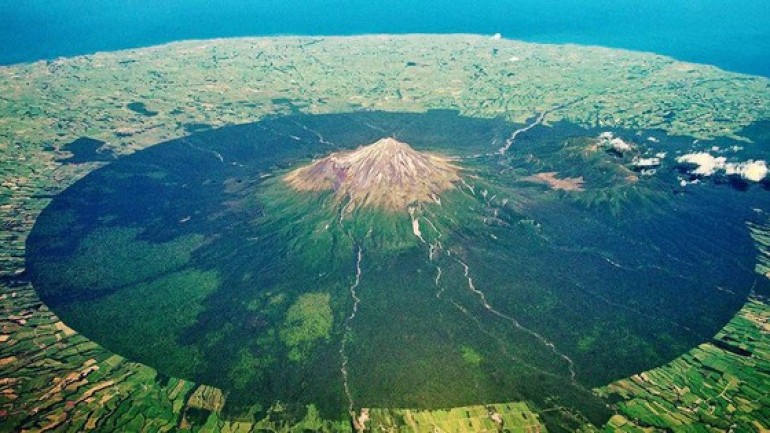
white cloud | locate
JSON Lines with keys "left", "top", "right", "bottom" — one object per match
{"left": 725, "top": 160, "right": 768, "bottom": 182}
{"left": 610, "top": 138, "right": 632, "bottom": 153}
{"left": 676, "top": 152, "right": 726, "bottom": 176}
{"left": 598, "top": 132, "right": 634, "bottom": 153}
{"left": 677, "top": 152, "right": 768, "bottom": 182}
{"left": 633, "top": 157, "right": 661, "bottom": 168}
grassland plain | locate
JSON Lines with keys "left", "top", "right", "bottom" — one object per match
{"left": 1, "top": 35, "right": 770, "bottom": 432}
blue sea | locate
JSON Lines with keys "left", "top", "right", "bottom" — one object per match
{"left": 1, "top": 0, "right": 769, "bottom": 77}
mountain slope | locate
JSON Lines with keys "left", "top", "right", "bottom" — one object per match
{"left": 284, "top": 137, "right": 460, "bottom": 212}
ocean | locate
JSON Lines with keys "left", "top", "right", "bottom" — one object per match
{"left": 1, "top": 0, "right": 769, "bottom": 77}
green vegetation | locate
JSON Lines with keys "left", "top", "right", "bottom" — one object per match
{"left": 749, "top": 220, "right": 770, "bottom": 278}
{"left": 280, "top": 292, "right": 333, "bottom": 362}
{"left": 227, "top": 348, "right": 273, "bottom": 391}
{"left": 366, "top": 402, "right": 545, "bottom": 432}
{"left": 577, "top": 329, "right": 600, "bottom": 353}
{"left": 460, "top": 345, "right": 483, "bottom": 366}
{"left": 598, "top": 299, "right": 770, "bottom": 432}
{"left": 1, "top": 35, "right": 769, "bottom": 433}
{"left": 30, "top": 226, "right": 205, "bottom": 298}
{"left": 59, "top": 269, "right": 220, "bottom": 378}
{"left": 20, "top": 110, "right": 764, "bottom": 430}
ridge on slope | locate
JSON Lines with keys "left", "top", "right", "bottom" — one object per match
{"left": 284, "top": 137, "right": 460, "bottom": 211}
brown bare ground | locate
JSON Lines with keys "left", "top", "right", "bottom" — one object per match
{"left": 523, "top": 172, "right": 585, "bottom": 191}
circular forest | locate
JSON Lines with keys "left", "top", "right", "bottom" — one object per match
{"left": 27, "top": 110, "right": 770, "bottom": 427}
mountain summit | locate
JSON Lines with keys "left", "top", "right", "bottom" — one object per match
{"left": 284, "top": 137, "right": 460, "bottom": 211}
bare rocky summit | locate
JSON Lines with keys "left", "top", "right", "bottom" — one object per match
{"left": 284, "top": 137, "right": 460, "bottom": 211}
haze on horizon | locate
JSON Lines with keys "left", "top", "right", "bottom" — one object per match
{"left": 1, "top": 0, "right": 769, "bottom": 77}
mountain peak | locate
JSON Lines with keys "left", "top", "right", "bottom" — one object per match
{"left": 284, "top": 137, "right": 460, "bottom": 211}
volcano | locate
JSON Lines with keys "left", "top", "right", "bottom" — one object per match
{"left": 284, "top": 137, "right": 460, "bottom": 211}
{"left": 26, "top": 111, "right": 766, "bottom": 430}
